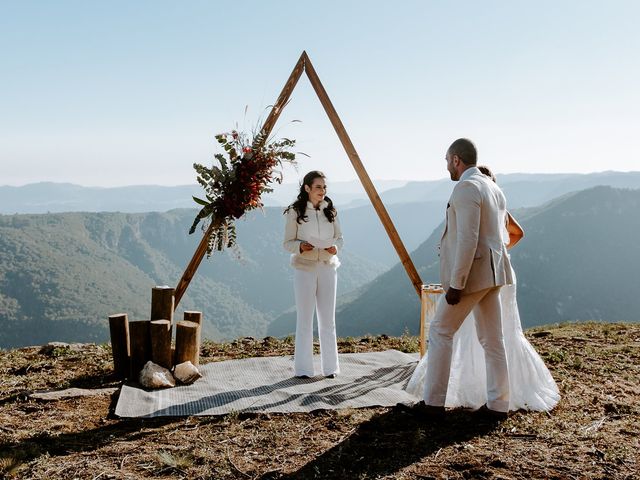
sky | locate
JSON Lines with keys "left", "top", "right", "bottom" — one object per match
{"left": 1, "top": 1, "right": 639, "bottom": 187}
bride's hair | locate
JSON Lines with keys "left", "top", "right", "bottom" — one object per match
{"left": 478, "top": 165, "right": 497, "bottom": 183}
{"left": 284, "top": 170, "right": 336, "bottom": 224}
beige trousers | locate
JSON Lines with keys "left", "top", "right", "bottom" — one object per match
{"left": 424, "top": 286, "right": 510, "bottom": 412}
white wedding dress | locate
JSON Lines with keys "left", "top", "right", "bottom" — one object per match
{"left": 406, "top": 271, "right": 561, "bottom": 411}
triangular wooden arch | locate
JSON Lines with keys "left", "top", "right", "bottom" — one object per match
{"left": 174, "top": 51, "right": 423, "bottom": 307}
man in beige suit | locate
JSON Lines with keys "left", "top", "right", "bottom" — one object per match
{"left": 423, "top": 138, "right": 514, "bottom": 418}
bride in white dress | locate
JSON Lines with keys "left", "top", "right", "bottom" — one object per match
{"left": 407, "top": 168, "right": 560, "bottom": 412}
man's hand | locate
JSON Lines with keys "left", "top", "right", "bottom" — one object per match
{"left": 445, "top": 287, "right": 462, "bottom": 305}
{"left": 324, "top": 246, "right": 337, "bottom": 255}
{"left": 300, "top": 241, "right": 314, "bottom": 253}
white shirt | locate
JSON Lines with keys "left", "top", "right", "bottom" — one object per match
{"left": 283, "top": 200, "right": 344, "bottom": 270}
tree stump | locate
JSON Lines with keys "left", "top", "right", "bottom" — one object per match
{"left": 175, "top": 320, "right": 200, "bottom": 366}
{"left": 183, "top": 311, "right": 202, "bottom": 327}
{"left": 108, "top": 313, "right": 130, "bottom": 379}
{"left": 184, "top": 311, "right": 202, "bottom": 364}
{"left": 129, "top": 320, "right": 151, "bottom": 380}
{"left": 151, "top": 286, "right": 175, "bottom": 324}
{"left": 150, "top": 319, "right": 172, "bottom": 369}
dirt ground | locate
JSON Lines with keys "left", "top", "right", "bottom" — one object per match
{"left": 0, "top": 322, "right": 638, "bottom": 479}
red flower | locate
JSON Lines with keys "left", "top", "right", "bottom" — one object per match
{"left": 243, "top": 146, "right": 252, "bottom": 153}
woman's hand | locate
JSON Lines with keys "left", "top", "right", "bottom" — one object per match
{"left": 300, "top": 241, "right": 314, "bottom": 253}
{"left": 325, "top": 246, "right": 337, "bottom": 255}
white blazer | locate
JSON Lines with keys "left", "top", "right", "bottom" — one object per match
{"left": 283, "top": 200, "right": 344, "bottom": 270}
{"left": 439, "top": 167, "right": 514, "bottom": 293}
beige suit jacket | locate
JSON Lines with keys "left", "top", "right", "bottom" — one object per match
{"left": 439, "top": 167, "right": 514, "bottom": 294}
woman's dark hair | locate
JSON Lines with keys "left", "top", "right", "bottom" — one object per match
{"left": 477, "top": 164, "right": 497, "bottom": 183}
{"left": 284, "top": 170, "right": 336, "bottom": 224}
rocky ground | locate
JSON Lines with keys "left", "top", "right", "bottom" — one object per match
{"left": 0, "top": 322, "right": 638, "bottom": 479}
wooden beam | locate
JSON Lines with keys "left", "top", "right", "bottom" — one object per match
{"left": 173, "top": 52, "right": 307, "bottom": 308}
{"left": 258, "top": 51, "right": 306, "bottom": 144}
{"left": 303, "top": 52, "right": 423, "bottom": 296}
{"left": 174, "top": 218, "right": 221, "bottom": 307}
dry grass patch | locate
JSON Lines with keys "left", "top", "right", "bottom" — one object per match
{"left": 0, "top": 323, "right": 638, "bottom": 479}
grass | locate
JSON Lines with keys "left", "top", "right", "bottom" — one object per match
{"left": 0, "top": 322, "right": 638, "bottom": 479}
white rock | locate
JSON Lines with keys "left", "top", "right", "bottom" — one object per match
{"left": 173, "top": 361, "right": 202, "bottom": 385}
{"left": 29, "top": 387, "right": 118, "bottom": 402}
{"left": 39, "top": 342, "right": 89, "bottom": 355}
{"left": 139, "top": 361, "right": 175, "bottom": 389}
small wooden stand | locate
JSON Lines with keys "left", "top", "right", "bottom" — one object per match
{"left": 420, "top": 284, "right": 444, "bottom": 357}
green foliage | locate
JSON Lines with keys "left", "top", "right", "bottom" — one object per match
{"left": 190, "top": 130, "right": 297, "bottom": 257}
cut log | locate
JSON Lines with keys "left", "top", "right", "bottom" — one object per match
{"left": 184, "top": 311, "right": 202, "bottom": 362}
{"left": 150, "top": 320, "right": 172, "bottom": 369}
{"left": 183, "top": 311, "right": 202, "bottom": 326}
{"left": 151, "top": 286, "right": 175, "bottom": 324}
{"left": 175, "top": 320, "right": 200, "bottom": 366}
{"left": 108, "top": 313, "right": 130, "bottom": 379}
{"left": 129, "top": 320, "right": 151, "bottom": 380}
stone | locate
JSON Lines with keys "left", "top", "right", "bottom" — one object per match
{"left": 139, "top": 361, "right": 175, "bottom": 389}
{"left": 30, "top": 387, "right": 118, "bottom": 402}
{"left": 173, "top": 361, "right": 202, "bottom": 385}
{"left": 39, "top": 342, "right": 89, "bottom": 355}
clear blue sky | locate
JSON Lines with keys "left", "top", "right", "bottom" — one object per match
{"left": 1, "top": 1, "right": 638, "bottom": 187}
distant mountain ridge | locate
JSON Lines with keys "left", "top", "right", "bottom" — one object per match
{"left": 270, "top": 186, "right": 640, "bottom": 338}
{"left": 372, "top": 171, "right": 640, "bottom": 209}
{"left": 3, "top": 181, "right": 640, "bottom": 349}
{"left": 0, "top": 180, "right": 407, "bottom": 214}
{"left": 3, "top": 172, "right": 640, "bottom": 214}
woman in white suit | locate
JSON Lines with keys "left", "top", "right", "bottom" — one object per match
{"left": 283, "top": 171, "right": 343, "bottom": 378}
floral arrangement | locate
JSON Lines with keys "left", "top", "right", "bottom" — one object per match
{"left": 189, "top": 129, "right": 298, "bottom": 255}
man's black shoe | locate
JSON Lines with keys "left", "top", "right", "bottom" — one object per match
{"left": 475, "top": 404, "right": 508, "bottom": 420}
{"left": 411, "top": 402, "right": 446, "bottom": 420}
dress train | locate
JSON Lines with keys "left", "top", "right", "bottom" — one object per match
{"left": 406, "top": 277, "right": 560, "bottom": 411}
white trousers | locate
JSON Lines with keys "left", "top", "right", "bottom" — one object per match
{"left": 424, "top": 286, "right": 510, "bottom": 412}
{"left": 293, "top": 264, "right": 339, "bottom": 377}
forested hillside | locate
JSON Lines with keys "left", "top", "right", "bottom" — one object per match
{"left": 270, "top": 186, "right": 640, "bottom": 337}
{"left": 0, "top": 208, "right": 385, "bottom": 348}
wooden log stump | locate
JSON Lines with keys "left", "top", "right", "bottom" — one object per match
{"left": 151, "top": 286, "right": 175, "bottom": 324}
{"left": 175, "top": 320, "right": 200, "bottom": 366}
{"left": 183, "top": 311, "right": 202, "bottom": 326}
{"left": 108, "top": 313, "right": 130, "bottom": 379}
{"left": 129, "top": 320, "right": 151, "bottom": 380}
{"left": 150, "top": 319, "right": 172, "bottom": 369}
{"left": 183, "top": 311, "right": 202, "bottom": 366}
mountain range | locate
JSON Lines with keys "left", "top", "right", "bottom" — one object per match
{"left": 0, "top": 204, "right": 413, "bottom": 348}
{"left": 268, "top": 186, "right": 640, "bottom": 337}
{"left": 1, "top": 175, "right": 639, "bottom": 348}
{"left": 4, "top": 171, "right": 640, "bottom": 214}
